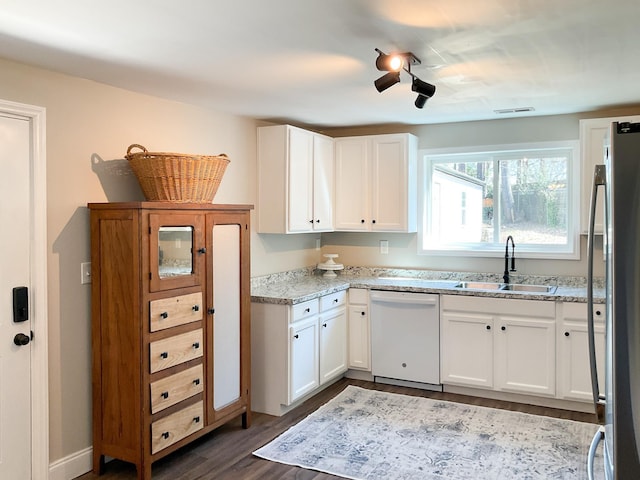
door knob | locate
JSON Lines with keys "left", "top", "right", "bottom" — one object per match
{"left": 14, "top": 333, "right": 30, "bottom": 346}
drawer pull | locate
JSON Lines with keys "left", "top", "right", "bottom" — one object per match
{"left": 595, "top": 310, "right": 602, "bottom": 316}
{"left": 162, "top": 432, "right": 169, "bottom": 440}
{"left": 197, "top": 247, "right": 207, "bottom": 254}
{"left": 160, "top": 312, "right": 168, "bottom": 319}
{"left": 333, "top": 298, "right": 339, "bottom": 303}
{"left": 161, "top": 391, "right": 169, "bottom": 399}
{"left": 304, "top": 308, "right": 310, "bottom": 313}
{"left": 192, "top": 305, "right": 200, "bottom": 312}
{"left": 207, "top": 308, "right": 215, "bottom": 315}
{"left": 192, "top": 342, "right": 200, "bottom": 349}
{"left": 193, "top": 416, "right": 201, "bottom": 423}
{"left": 160, "top": 352, "right": 168, "bottom": 359}
{"left": 193, "top": 378, "right": 201, "bottom": 386}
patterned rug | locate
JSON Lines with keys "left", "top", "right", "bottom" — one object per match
{"left": 253, "top": 385, "right": 603, "bottom": 479}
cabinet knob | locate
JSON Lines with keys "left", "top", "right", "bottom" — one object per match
{"left": 595, "top": 310, "right": 602, "bottom": 316}
{"left": 197, "top": 247, "right": 207, "bottom": 254}
{"left": 208, "top": 308, "right": 215, "bottom": 315}
{"left": 309, "top": 219, "right": 314, "bottom": 224}
{"left": 294, "top": 334, "right": 299, "bottom": 339}
{"left": 193, "top": 416, "right": 201, "bottom": 424}
{"left": 361, "top": 219, "right": 365, "bottom": 223}
{"left": 333, "top": 298, "right": 339, "bottom": 303}
{"left": 160, "top": 352, "right": 168, "bottom": 359}
{"left": 323, "top": 323, "right": 327, "bottom": 328}
{"left": 193, "top": 378, "right": 201, "bottom": 386}
{"left": 192, "top": 342, "right": 200, "bottom": 349}
{"left": 372, "top": 219, "right": 376, "bottom": 224}
{"left": 565, "top": 331, "right": 570, "bottom": 337}
{"left": 361, "top": 311, "right": 365, "bottom": 316}
{"left": 304, "top": 308, "right": 310, "bottom": 313}
{"left": 161, "top": 391, "right": 169, "bottom": 399}
{"left": 192, "top": 304, "right": 200, "bottom": 312}
{"left": 501, "top": 326, "right": 506, "bottom": 331}
{"left": 162, "top": 432, "right": 170, "bottom": 440}
{"left": 160, "top": 312, "right": 169, "bottom": 319}
{"left": 486, "top": 325, "right": 491, "bottom": 330}
{"left": 316, "top": 219, "right": 320, "bottom": 223}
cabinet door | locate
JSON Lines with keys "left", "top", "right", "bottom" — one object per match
{"left": 319, "top": 307, "right": 347, "bottom": 384}
{"left": 287, "top": 127, "right": 314, "bottom": 233}
{"left": 370, "top": 134, "right": 416, "bottom": 232}
{"left": 494, "top": 316, "right": 556, "bottom": 396}
{"left": 558, "top": 304, "right": 606, "bottom": 402}
{"left": 348, "top": 304, "right": 370, "bottom": 370}
{"left": 441, "top": 312, "right": 493, "bottom": 388}
{"left": 334, "top": 137, "right": 370, "bottom": 231}
{"left": 289, "top": 318, "right": 319, "bottom": 403}
{"left": 206, "top": 211, "right": 251, "bottom": 423}
{"left": 580, "top": 115, "right": 640, "bottom": 233}
{"left": 312, "top": 134, "right": 335, "bottom": 231}
{"left": 149, "top": 213, "right": 204, "bottom": 292}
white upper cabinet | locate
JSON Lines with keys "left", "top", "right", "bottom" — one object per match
{"left": 257, "top": 125, "right": 334, "bottom": 234}
{"left": 334, "top": 133, "right": 417, "bottom": 232}
{"left": 580, "top": 115, "right": 640, "bottom": 234}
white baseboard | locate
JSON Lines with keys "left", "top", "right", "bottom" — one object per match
{"left": 49, "top": 447, "right": 92, "bottom": 480}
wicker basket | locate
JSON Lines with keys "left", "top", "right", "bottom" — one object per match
{"left": 126, "top": 144, "right": 229, "bottom": 203}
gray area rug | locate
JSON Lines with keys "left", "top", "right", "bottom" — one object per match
{"left": 253, "top": 385, "right": 603, "bottom": 479}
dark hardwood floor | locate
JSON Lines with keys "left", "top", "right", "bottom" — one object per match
{"left": 76, "top": 378, "right": 598, "bottom": 480}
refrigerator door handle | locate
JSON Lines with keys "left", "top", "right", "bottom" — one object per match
{"left": 587, "top": 164, "right": 606, "bottom": 413}
{"left": 587, "top": 426, "right": 605, "bottom": 480}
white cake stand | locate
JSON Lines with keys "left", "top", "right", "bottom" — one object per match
{"left": 317, "top": 254, "right": 344, "bottom": 277}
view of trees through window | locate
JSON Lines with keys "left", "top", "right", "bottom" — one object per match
{"left": 425, "top": 147, "right": 573, "bottom": 251}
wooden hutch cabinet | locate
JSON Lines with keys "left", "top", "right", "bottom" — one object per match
{"left": 88, "top": 202, "right": 252, "bottom": 480}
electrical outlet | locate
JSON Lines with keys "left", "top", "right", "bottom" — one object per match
{"left": 81, "top": 262, "right": 92, "bottom": 284}
{"left": 380, "top": 240, "right": 389, "bottom": 254}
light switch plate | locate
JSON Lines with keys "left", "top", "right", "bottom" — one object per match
{"left": 380, "top": 240, "right": 389, "bottom": 254}
{"left": 81, "top": 262, "right": 92, "bottom": 284}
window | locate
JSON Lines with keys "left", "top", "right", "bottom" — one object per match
{"left": 419, "top": 141, "right": 579, "bottom": 258}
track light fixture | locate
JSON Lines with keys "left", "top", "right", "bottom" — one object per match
{"left": 373, "top": 48, "right": 436, "bottom": 109}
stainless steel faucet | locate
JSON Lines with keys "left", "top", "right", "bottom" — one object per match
{"left": 503, "top": 235, "right": 516, "bottom": 284}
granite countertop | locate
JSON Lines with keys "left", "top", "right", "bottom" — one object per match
{"left": 250, "top": 268, "right": 606, "bottom": 305}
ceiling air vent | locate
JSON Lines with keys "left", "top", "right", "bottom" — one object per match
{"left": 494, "top": 107, "right": 535, "bottom": 114}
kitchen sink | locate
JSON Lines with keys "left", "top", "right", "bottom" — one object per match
{"left": 502, "top": 284, "right": 558, "bottom": 294}
{"left": 455, "top": 281, "right": 505, "bottom": 290}
{"left": 455, "top": 281, "right": 557, "bottom": 294}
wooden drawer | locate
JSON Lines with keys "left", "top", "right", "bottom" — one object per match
{"left": 150, "top": 364, "right": 203, "bottom": 414}
{"left": 150, "top": 292, "right": 203, "bottom": 332}
{"left": 320, "top": 290, "right": 347, "bottom": 311}
{"left": 151, "top": 401, "right": 204, "bottom": 454}
{"left": 150, "top": 329, "right": 203, "bottom": 373}
{"left": 291, "top": 299, "right": 319, "bottom": 323}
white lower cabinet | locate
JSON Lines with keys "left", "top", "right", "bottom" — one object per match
{"left": 441, "top": 295, "right": 556, "bottom": 397}
{"left": 347, "top": 288, "right": 370, "bottom": 370}
{"left": 251, "top": 291, "right": 347, "bottom": 416}
{"left": 557, "top": 302, "right": 605, "bottom": 402}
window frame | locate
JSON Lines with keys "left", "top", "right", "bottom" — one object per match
{"left": 418, "top": 140, "right": 580, "bottom": 259}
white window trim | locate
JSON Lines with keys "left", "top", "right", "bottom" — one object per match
{"left": 418, "top": 140, "right": 581, "bottom": 259}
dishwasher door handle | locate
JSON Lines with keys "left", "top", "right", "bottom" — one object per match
{"left": 369, "top": 292, "right": 438, "bottom": 306}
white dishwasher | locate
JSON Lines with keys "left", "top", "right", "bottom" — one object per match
{"left": 370, "top": 290, "right": 440, "bottom": 387}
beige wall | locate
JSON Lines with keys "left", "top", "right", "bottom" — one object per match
{"left": 2, "top": 55, "right": 636, "bottom": 468}
{"left": 0, "top": 57, "right": 318, "bottom": 464}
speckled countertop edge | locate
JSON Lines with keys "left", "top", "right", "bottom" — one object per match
{"left": 251, "top": 267, "right": 606, "bottom": 305}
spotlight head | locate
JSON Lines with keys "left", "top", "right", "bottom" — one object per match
{"left": 414, "top": 94, "right": 428, "bottom": 109}
{"left": 375, "top": 48, "right": 421, "bottom": 72}
{"left": 374, "top": 71, "right": 401, "bottom": 93}
{"left": 412, "top": 77, "right": 436, "bottom": 98}
{"left": 375, "top": 51, "right": 403, "bottom": 72}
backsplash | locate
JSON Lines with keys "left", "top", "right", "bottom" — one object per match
{"left": 251, "top": 266, "right": 605, "bottom": 289}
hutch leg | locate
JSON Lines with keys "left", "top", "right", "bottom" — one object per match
{"left": 242, "top": 410, "right": 252, "bottom": 429}
{"left": 92, "top": 451, "right": 105, "bottom": 475}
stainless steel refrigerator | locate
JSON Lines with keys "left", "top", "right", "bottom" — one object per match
{"left": 587, "top": 121, "right": 640, "bottom": 479}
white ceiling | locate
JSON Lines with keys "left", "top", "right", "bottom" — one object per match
{"left": 1, "top": 0, "right": 639, "bottom": 128}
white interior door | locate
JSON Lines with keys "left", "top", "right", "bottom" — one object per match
{"left": 0, "top": 112, "right": 32, "bottom": 479}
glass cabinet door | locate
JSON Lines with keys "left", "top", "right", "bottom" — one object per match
{"left": 149, "top": 213, "right": 205, "bottom": 292}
